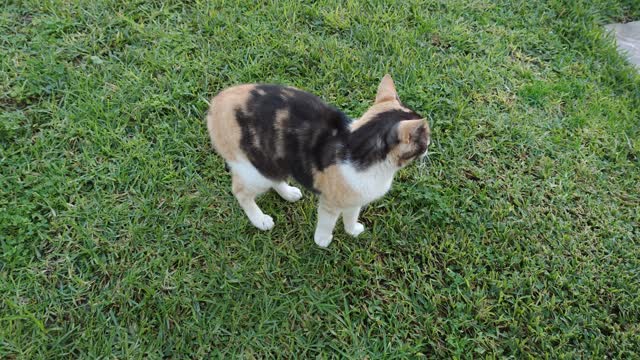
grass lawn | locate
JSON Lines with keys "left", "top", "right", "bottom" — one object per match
{"left": 2, "top": 0, "right": 640, "bottom": 357}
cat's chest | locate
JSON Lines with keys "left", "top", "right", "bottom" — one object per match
{"left": 339, "top": 163, "right": 394, "bottom": 205}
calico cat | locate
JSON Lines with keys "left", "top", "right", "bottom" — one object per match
{"left": 207, "top": 74, "right": 430, "bottom": 247}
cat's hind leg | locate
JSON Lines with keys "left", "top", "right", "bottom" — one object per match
{"left": 273, "top": 182, "right": 303, "bottom": 202}
{"left": 230, "top": 162, "right": 274, "bottom": 230}
{"left": 343, "top": 206, "right": 365, "bottom": 237}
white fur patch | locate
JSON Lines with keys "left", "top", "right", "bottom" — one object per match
{"left": 421, "top": 138, "right": 431, "bottom": 158}
{"left": 228, "top": 161, "right": 273, "bottom": 190}
{"left": 339, "top": 160, "right": 397, "bottom": 205}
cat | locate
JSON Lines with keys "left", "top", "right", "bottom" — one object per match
{"left": 207, "top": 74, "right": 430, "bottom": 247}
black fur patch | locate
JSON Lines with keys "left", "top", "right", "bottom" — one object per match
{"left": 235, "top": 85, "right": 351, "bottom": 192}
{"left": 348, "top": 109, "right": 422, "bottom": 169}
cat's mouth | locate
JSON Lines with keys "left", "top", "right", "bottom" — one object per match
{"left": 420, "top": 139, "right": 431, "bottom": 158}
{"left": 397, "top": 147, "right": 430, "bottom": 168}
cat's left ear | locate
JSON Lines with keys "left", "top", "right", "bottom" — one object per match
{"left": 398, "top": 119, "right": 429, "bottom": 144}
{"left": 375, "top": 74, "right": 399, "bottom": 104}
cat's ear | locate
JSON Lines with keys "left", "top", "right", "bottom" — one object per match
{"left": 375, "top": 74, "right": 399, "bottom": 104}
{"left": 398, "top": 119, "right": 428, "bottom": 144}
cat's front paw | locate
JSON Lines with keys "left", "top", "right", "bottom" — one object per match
{"left": 314, "top": 233, "right": 333, "bottom": 248}
{"left": 345, "top": 222, "right": 365, "bottom": 237}
{"left": 250, "top": 214, "right": 274, "bottom": 231}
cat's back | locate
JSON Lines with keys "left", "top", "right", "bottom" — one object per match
{"left": 209, "top": 83, "right": 341, "bottom": 126}
{"left": 207, "top": 84, "right": 351, "bottom": 189}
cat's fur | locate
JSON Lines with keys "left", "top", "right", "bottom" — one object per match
{"left": 207, "top": 74, "right": 430, "bottom": 247}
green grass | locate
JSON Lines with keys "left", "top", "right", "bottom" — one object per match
{"left": 2, "top": 0, "right": 640, "bottom": 357}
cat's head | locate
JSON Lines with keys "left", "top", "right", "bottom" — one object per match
{"left": 349, "top": 74, "right": 431, "bottom": 169}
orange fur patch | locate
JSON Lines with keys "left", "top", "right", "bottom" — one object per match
{"left": 207, "top": 84, "right": 255, "bottom": 161}
{"left": 397, "top": 119, "right": 425, "bottom": 144}
{"left": 313, "top": 165, "right": 359, "bottom": 208}
{"left": 274, "top": 109, "right": 289, "bottom": 159}
{"left": 391, "top": 120, "right": 431, "bottom": 167}
{"left": 282, "top": 88, "right": 297, "bottom": 98}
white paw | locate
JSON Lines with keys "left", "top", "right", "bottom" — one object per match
{"left": 250, "top": 214, "right": 274, "bottom": 231}
{"left": 345, "top": 222, "right": 365, "bottom": 237}
{"left": 314, "top": 233, "right": 333, "bottom": 248}
{"left": 279, "top": 186, "right": 303, "bottom": 202}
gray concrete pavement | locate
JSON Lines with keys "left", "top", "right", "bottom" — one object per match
{"left": 605, "top": 21, "right": 640, "bottom": 68}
